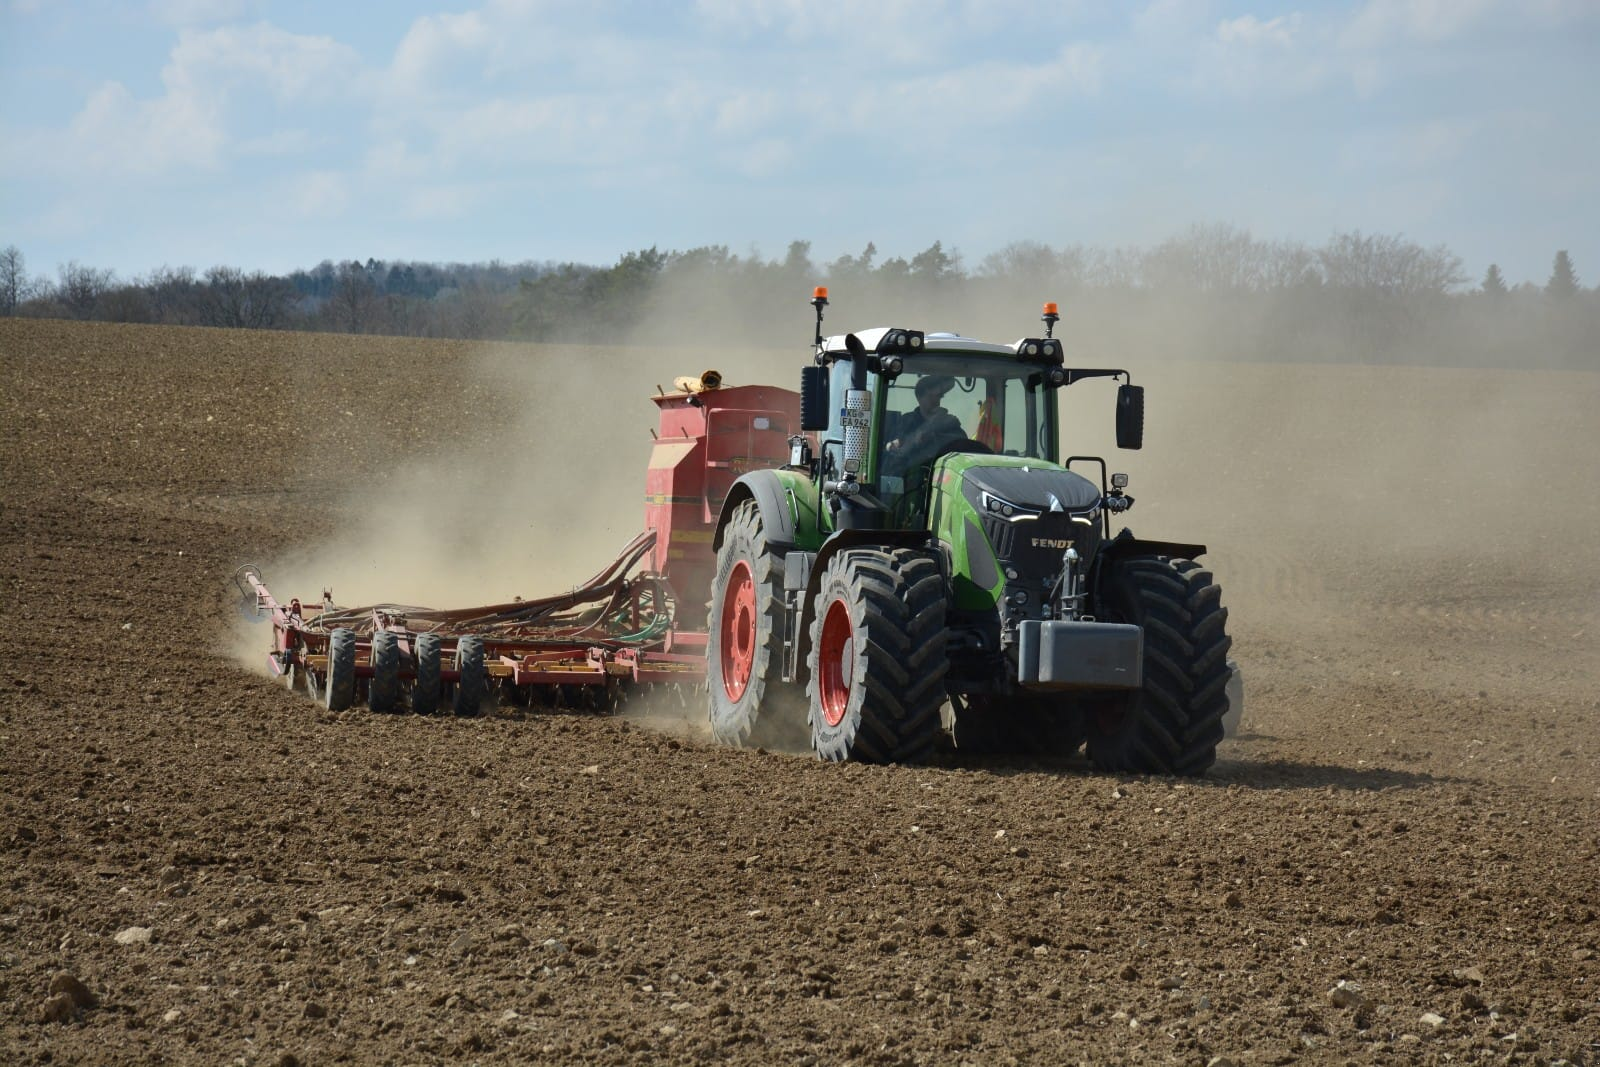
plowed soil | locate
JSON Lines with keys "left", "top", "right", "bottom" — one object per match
{"left": 2, "top": 318, "right": 1597, "bottom": 1065}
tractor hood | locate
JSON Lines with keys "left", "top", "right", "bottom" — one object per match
{"left": 933, "top": 454, "right": 1107, "bottom": 604}
{"left": 947, "top": 455, "right": 1104, "bottom": 518}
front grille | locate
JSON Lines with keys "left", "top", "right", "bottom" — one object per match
{"left": 985, "top": 513, "right": 1098, "bottom": 577}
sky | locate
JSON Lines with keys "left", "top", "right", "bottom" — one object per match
{"left": 1, "top": 0, "right": 1596, "bottom": 287}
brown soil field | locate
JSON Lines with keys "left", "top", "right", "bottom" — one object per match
{"left": 2, "top": 317, "right": 1597, "bottom": 1065}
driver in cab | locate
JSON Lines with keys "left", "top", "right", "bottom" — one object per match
{"left": 885, "top": 374, "right": 963, "bottom": 473}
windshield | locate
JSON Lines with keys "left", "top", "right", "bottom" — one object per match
{"left": 876, "top": 358, "right": 1055, "bottom": 520}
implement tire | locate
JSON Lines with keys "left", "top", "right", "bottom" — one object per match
{"left": 368, "top": 631, "right": 401, "bottom": 713}
{"left": 708, "top": 500, "right": 802, "bottom": 748}
{"left": 453, "top": 635, "right": 485, "bottom": 718}
{"left": 1087, "top": 556, "right": 1231, "bottom": 776}
{"left": 323, "top": 628, "right": 356, "bottom": 711}
{"left": 807, "top": 547, "right": 947, "bottom": 764}
{"left": 411, "top": 633, "right": 441, "bottom": 715}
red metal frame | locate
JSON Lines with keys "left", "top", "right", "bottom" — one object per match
{"left": 240, "top": 382, "right": 802, "bottom": 712}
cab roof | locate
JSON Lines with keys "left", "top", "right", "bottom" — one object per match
{"left": 820, "top": 328, "right": 1018, "bottom": 358}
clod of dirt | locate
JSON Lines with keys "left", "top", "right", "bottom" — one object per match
{"left": 1328, "top": 980, "right": 1368, "bottom": 1010}
{"left": 38, "top": 994, "right": 77, "bottom": 1025}
{"left": 113, "top": 926, "right": 152, "bottom": 945}
{"left": 1119, "top": 964, "right": 1140, "bottom": 981}
{"left": 302, "top": 1001, "right": 326, "bottom": 1020}
{"left": 49, "top": 972, "right": 98, "bottom": 1010}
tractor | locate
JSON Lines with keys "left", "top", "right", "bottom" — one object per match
{"left": 707, "top": 291, "right": 1238, "bottom": 774}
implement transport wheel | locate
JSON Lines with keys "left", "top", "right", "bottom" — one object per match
{"left": 453, "top": 635, "right": 486, "bottom": 718}
{"left": 323, "top": 628, "right": 356, "bottom": 711}
{"left": 708, "top": 500, "right": 801, "bottom": 747}
{"left": 1086, "top": 556, "right": 1232, "bottom": 776}
{"left": 368, "top": 631, "right": 401, "bottom": 713}
{"left": 411, "top": 633, "right": 441, "bottom": 715}
{"left": 807, "top": 547, "right": 947, "bottom": 764}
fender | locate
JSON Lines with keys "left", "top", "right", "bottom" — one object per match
{"left": 1097, "top": 529, "right": 1208, "bottom": 564}
{"left": 1090, "top": 528, "right": 1209, "bottom": 613}
{"left": 713, "top": 469, "right": 801, "bottom": 554}
{"left": 789, "top": 528, "right": 934, "bottom": 683}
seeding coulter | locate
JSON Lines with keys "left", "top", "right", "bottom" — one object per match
{"left": 238, "top": 377, "right": 799, "bottom": 715}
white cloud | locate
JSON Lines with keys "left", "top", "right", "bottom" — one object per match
{"left": 1133, "top": 0, "right": 1212, "bottom": 37}
{"left": 287, "top": 170, "right": 349, "bottom": 219}
{"left": 149, "top": 0, "right": 257, "bottom": 26}
{"left": 1216, "top": 14, "right": 1301, "bottom": 47}
{"left": 30, "top": 22, "right": 361, "bottom": 182}
{"left": 1342, "top": 0, "right": 1500, "bottom": 48}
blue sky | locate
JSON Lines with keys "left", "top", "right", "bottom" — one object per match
{"left": 2, "top": 0, "right": 1595, "bottom": 286}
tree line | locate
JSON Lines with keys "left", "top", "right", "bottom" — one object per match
{"left": 1, "top": 229, "right": 1594, "bottom": 369}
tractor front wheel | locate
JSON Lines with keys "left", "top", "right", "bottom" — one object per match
{"left": 807, "top": 547, "right": 947, "bottom": 764}
{"left": 708, "top": 500, "right": 801, "bottom": 748}
{"left": 1086, "top": 556, "right": 1232, "bottom": 776}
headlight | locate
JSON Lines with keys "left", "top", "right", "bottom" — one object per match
{"left": 981, "top": 491, "right": 1041, "bottom": 519}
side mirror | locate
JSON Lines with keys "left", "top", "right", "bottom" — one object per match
{"left": 1115, "top": 384, "right": 1144, "bottom": 450}
{"left": 800, "top": 365, "right": 830, "bottom": 431}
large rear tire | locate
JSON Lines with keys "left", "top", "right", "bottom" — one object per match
{"left": 368, "top": 631, "right": 401, "bottom": 713}
{"left": 323, "top": 628, "right": 356, "bottom": 711}
{"left": 807, "top": 547, "right": 947, "bottom": 764}
{"left": 1086, "top": 556, "right": 1231, "bottom": 776}
{"left": 708, "top": 500, "right": 802, "bottom": 748}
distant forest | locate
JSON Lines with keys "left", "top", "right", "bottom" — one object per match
{"left": 2, "top": 228, "right": 1594, "bottom": 369}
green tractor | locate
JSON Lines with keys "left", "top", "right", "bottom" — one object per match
{"left": 707, "top": 292, "right": 1238, "bottom": 775}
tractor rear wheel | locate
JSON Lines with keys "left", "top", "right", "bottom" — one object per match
{"left": 807, "top": 547, "right": 947, "bottom": 764}
{"left": 323, "top": 628, "right": 356, "bottom": 711}
{"left": 453, "top": 635, "right": 486, "bottom": 717}
{"left": 1086, "top": 556, "right": 1231, "bottom": 776}
{"left": 411, "top": 633, "right": 441, "bottom": 714}
{"left": 368, "top": 631, "right": 401, "bottom": 713}
{"left": 708, "top": 500, "right": 802, "bottom": 748}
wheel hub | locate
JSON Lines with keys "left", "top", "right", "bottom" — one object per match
{"left": 818, "top": 598, "right": 854, "bottom": 727}
{"left": 719, "top": 560, "right": 758, "bottom": 702}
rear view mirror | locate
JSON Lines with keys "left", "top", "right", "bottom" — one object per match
{"left": 800, "top": 365, "right": 830, "bottom": 431}
{"left": 1116, "top": 384, "right": 1144, "bottom": 450}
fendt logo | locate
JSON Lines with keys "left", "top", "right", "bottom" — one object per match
{"left": 1031, "top": 537, "right": 1072, "bottom": 549}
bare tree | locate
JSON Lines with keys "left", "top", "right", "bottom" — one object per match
{"left": 57, "top": 261, "right": 116, "bottom": 319}
{"left": 142, "top": 265, "right": 200, "bottom": 324}
{"left": 331, "top": 260, "right": 379, "bottom": 332}
{"left": 1317, "top": 231, "right": 1465, "bottom": 296}
{"left": 1, "top": 245, "right": 32, "bottom": 315}
{"left": 199, "top": 266, "right": 294, "bottom": 329}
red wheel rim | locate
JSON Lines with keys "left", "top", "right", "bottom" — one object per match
{"left": 719, "top": 560, "right": 758, "bottom": 702}
{"left": 818, "top": 599, "right": 854, "bottom": 727}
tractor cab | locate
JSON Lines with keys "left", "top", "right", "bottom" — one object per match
{"left": 809, "top": 332, "right": 1065, "bottom": 528}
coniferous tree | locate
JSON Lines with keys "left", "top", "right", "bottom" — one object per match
{"left": 1546, "top": 251, "right": 1579, "bottom": 298}
{"left": 1481, "top": 264, "right": 1508, "bottom": 296}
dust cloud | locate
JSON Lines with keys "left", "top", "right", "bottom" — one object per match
{"left": 247, "top": 270, "right": 1599, "bottom": 727}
